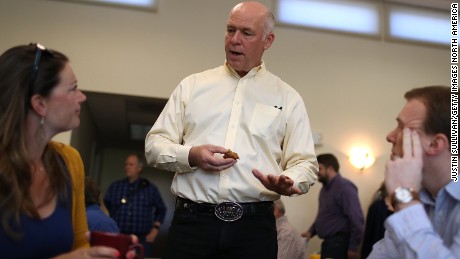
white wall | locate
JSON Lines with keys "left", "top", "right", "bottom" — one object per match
{"left": 0, "top": 0, "right": 450, "bottom": 256}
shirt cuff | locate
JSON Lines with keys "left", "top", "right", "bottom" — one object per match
{"left": 298, "top": 180, "right": 310, "bottom": 194}
{"left": 176, "top": 145, "right": 195, "bottom": 171}
{"left": 385, "top": 203, "right": 431, "bottom": 242}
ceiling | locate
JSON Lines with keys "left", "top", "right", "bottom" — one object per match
{"left": 82, "top": 91, "right": 167, "bottom": 150}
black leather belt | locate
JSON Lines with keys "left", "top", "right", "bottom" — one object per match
{"left": 175, "top": 197, "right": 274, "bottom": 222}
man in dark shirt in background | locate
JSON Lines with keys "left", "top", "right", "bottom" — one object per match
{"left": 104, "top": 153, "right": 167, "bottom": 257}
{"left": 301, "top": 153, "right": 364, "bottom": 259}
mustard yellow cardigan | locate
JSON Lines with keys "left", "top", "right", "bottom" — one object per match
{"left": 51, "top": 141, "right": 90, "bottom": 249}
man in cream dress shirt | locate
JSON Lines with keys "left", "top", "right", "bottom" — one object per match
{"left": 145, "top": 2, "right": 318, "bottom": 258}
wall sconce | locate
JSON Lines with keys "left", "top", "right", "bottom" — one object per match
{"left": 349, "top": 147, "right": 375, "bottom": 171}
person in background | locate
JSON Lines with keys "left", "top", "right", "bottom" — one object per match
{"left": 0, "top": 43, "right": 133, "bottom": 258}
{"left": 274, "top": 199, "right": 305, "bottom": 259}
{"left": 360, "top": 182, "right": 393, "bottom": 258}
{"left": 145, "top": 2, "right": 318, "bottom": 258}
{"left": 104, "top": 153, "right": 167, "bottom": 258}
{"left": 85, "top": 177, "right": 120, "bottom": 233}
{"left": 302, "top": 153, "right": 364, "bottom": 259}
{"left": 368, "top": 86, "right": 459, "bottom": 258}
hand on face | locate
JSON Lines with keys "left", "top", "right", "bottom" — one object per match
{"left": 385, "top": 128, "right": 423, "bottom": 194}
{"left": 252, "top": 169, "right": 303, "bottom": 196}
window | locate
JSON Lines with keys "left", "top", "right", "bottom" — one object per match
{"left": 275, "top": 0, "right": 449, "bottom": 46}
{"left": 50, "top": 0, "right": 158, "bottom": 12}
{"left": 387, "top": 4, "right": 450, "bottom": 45}
{"left": 277, "top": 0, "right": 381, "bottom": 36}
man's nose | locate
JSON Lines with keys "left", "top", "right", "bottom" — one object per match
{"left": 386, "top": 129, "right": 397, "bottom": 143}
{"left": 231, "top": 31, "right": 241, "bottom": 43}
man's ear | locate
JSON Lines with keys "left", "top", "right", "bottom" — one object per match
{"left": 30, "top": 94, "right": 47, "bottom": 117}
{"left": 263, "top": 33, "right": 275, "bottom": 50}
{"left": 425, "top": 133, "right": 449, "bottom": 156}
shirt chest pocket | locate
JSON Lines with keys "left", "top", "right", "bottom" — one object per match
{"left": 249, "top": 103, "right": 282, "bottom": 138}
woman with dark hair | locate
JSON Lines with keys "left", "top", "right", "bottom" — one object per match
{"left": 85, "top": 177, "right": 120, "bottom": 233}
{"left": 0, "top": 43, "right": 133, "bottom": 258}
{"left": 361, "top": 182, "right": 393, "bottom": 258}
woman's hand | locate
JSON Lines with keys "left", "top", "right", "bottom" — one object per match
{"left": 54, "top": 246, "right": 121, "bottom": 258}
{"left": 55, "top": 232, "right": 139, "bottom": 258}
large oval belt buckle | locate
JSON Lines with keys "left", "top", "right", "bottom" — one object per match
{"left": 215, "top": 202, "right": 243, "bottom": 222}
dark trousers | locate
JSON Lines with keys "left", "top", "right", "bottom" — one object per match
{"left": 321, "top": 233, "right": 349, "bottom": 259}
{"left": 164, "top": 207, "right": 277, "bottom": 259}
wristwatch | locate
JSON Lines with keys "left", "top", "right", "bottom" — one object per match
{"left": 391, "top": 187, "right": 419, "bottom": 208}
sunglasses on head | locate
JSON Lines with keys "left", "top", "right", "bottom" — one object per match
{"left": 29, "top": 43, "right": 54, "bottom": 91}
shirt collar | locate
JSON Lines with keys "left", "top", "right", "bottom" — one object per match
{"left": 124, "top": 177, "right": 142, "bottom": 185}
{"left": 445, "top": 180, "right": 460, "bottom": 200}
{"left": 224, "top": 61, "right": 266, "bottom": 79}
{"left": 420, "top": 180, "right": 460, "bottom": 204}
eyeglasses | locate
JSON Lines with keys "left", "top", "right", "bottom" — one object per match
{"left": 29, "top": 43, "right": 54, "bottom": 91}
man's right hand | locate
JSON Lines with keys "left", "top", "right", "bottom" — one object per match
{"left": 188, "top": 144, "right": 237, "bottom": 171}
{"left": 301, "top": 231, "right": 312, "bottom": 241}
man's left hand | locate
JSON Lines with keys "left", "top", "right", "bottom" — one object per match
{"left": 347, "top": 250, "right": 360, "bottom": 259}
{"left": 252, "top": 169, "right": 303, "bottom": 196}
{"left": 146, "top": 228, "right": 159, "bottom": 243}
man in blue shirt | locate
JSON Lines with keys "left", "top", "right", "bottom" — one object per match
{"left": 368, "top": 86, "right": 459, "bottom": 258}
{"left": 302, "top": 153, "right": 364, "bottom": 259}
{"left": 104, "top": 153, "right": 167, "bottom": 257}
